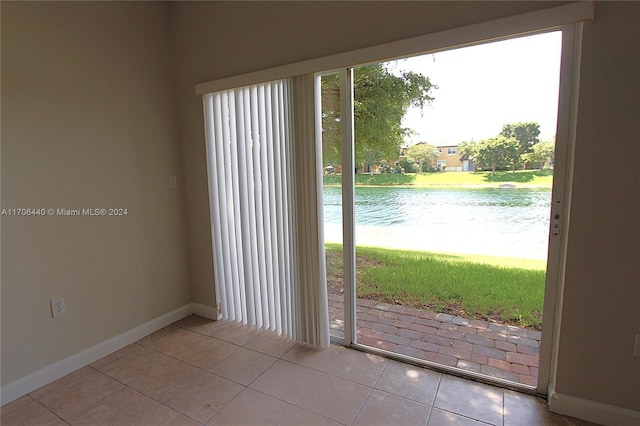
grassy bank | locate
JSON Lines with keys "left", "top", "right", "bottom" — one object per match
{"left": 325, "top": 243, "right": 545, "bottom": 329}
{"left": 324, "top": 169, "right": 553, "bottom": 188}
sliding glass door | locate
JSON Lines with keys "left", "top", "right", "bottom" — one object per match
{"left": 321, "top": 26, "right": 579, "bottom": 393}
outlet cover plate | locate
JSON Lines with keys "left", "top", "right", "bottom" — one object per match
{"left": 51, "top": 298, "right": 66, "bottom": 317}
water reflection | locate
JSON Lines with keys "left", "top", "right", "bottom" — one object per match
{"left": 323, "top": 186, "right": 551, "bottom": 260}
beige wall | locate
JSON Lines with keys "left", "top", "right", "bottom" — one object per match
{"left": 2, "top": 0, "right": 638, "bottom": 416}
{"left": 555, "top": 2, "right": 640, "bottom": 410}
{"left": 1, "top": 2, "right": 190, "bottom": 384}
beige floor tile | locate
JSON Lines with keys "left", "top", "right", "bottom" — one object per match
{"left": 322, "top": 347, "right": 388, "bottom": 386}
{"left": 281, "top": 342, "right": 342, "bottom": 370}
{"left": 172, "top": 314, "right": 210, "bottom": 329}
{"left": 29, "top": 366, "right": 94, "bottom": 400}
{"left": 191, "top": 320, "right": 263, "bottom": 347}
{"left": 374, "top": 360, "right": 441, "bottom": 405}
{"left": 90, "top": 343, "right": 141, "bottom": 370}
{"left": 297, "top": 373, "right": 371, "bottom": 425}
{"left": 244, "top": 329, "right": 296, "bottom": 357}
{"left": 354, "top": 389, "right": 431, "bottom": 426}
{"left": 96, "top": 344, "right": 166, "bottom": 378}
{"left": 503, "top": 390, "right": 585, "bottom": 426}
{"left": 1, "top": 395, "right": 33, "bottom": 415}
{"left": 249, "top": 359, "right": 319, "bottom": 404}
{"left": 143, "top": 328, "right": 240, "bottom": 371}
{"left": 99, "top": 345, "right": 204, "bottom": 401}
{"left": 279, "top": 405, "right": 342, "bottom": 426}
{"left": 187, "top": 319, "right": 239, "bottom": 333}
{"left": 210, "top": 347, "right": 277, "bottom": 385}
{"left": 136, "top": 325, "right": 180, "bottom": 347}
{"left": 130, "top": 357, "right": 204, "bottom": 401}
{"left": 68, "top": 387, "right": 197, "bottom": 426}
{"left": 207, "top": 388, "right": 292, "bottom": 426}
{"left": 35, "top": 370, "right": 123, "bottom": 419}
{"left": 434, "top": 375, "right": 504, "bottom": 426}
{"left": 164, "top": 373, "right": 244, "bottom": 423}
{"left": 97, "top": 344, "right": 167, "bottom": 380}
{"left": 1, "top": 397, "right": 66, "bottom": 426}
{"left": 428, "top": 408, "right": 488, "bottom": 425}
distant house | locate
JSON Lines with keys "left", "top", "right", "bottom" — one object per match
{"left": 435, "top": 144, "right": 463, "bottom": 171}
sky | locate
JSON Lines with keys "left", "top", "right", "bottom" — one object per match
{"left": 388, "top": 31, "right": 563, "bottom": 146}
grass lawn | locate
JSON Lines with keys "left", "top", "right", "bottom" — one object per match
{"left": 323, "top": 169, "right": 553, "bottom": 188}
{"left": 325, "top": 243, "right": 545, "bottom": 329}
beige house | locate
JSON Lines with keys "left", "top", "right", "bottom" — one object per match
{"left": 2, "top": 2, "right": 638, "bottom": 425}
{"left": 435, "top": 144, "right": 463, "bottom": 171}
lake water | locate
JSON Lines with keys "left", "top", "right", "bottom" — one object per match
{"left": 323, "top": 186, "right": 552, "bottom": 260}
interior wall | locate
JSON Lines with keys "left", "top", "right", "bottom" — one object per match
{"left": 1, "top": 2, "right": 190, "bottom": 385}
{"left": 555, "top": 1, "right": 640, "bottom": 411}
{"left": 2, "top": 0, "right": 637, "bottom": 415}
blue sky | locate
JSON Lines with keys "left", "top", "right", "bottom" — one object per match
{"left": 393, "top": 31, "right": 563, "bottom": 146}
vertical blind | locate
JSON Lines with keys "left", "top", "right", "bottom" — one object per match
{"left": 203, "top": 77, "right": 329, "bottom": 348}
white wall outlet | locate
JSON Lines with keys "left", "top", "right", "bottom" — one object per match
{"left": 51, "top": 298, "right": 66, "bottom": 317}
{"left": 169, "top": 174, "right": 177, "bottom": 189}
{"left": 635, "top": 333, "right": 640, "bottom": 357}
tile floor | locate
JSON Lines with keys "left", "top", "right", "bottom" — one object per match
{"left": 1, "top": 315, "right": 598, "bottom": 426}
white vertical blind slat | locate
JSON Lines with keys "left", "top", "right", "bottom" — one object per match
{"left": 240, "top": 88, "right": 263, "bottom": 326}
{"left": 214, "top": 94, "right": 234, "bottom": 320}
{"left": 204, "top": 95, "right": 226, "bottom": 319}
{"left": 227, "top": 91, "right": 248, "bottom": 323}
{"left": 220, "top": 93, "right": 243, "bottom": 322}
{"left": 258, "top": 85, "right": 276, "bottom": 331}
{"left": 247, "top": 87, "right": 265, "bottom": 328}
{"left": 234, "top": 90, "right": 255, "bottom": 325}
{"left": 268, "top": 83, "right": 283, "bottom": 333}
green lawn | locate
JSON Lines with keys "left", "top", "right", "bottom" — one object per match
{"left": 323, "top": 169, "right": 553, "bottom": 188}
{"left": 325, "top": 243, "right": 545, "bottom": 329}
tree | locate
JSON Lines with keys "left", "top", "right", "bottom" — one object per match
{"left": 321, "top": 64, "right": 435, "bottom": 168}
{"left": 522, "top": 140, "right": 555, "bottom": 169}
{"left": 474, "top": 136, "right": 520, "bottom": 174}
{"left": 457, "top": 140, "right": 478, "bottom": 160}
{"left": 406, "top": 143, "right": 438, "bottom": 172}
{"left": 500, "top": 122, "right": 540, "bottom": 155}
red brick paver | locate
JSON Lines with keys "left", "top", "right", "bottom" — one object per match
{"left": 328, "top": 293, "right": 540, "bottom": 386}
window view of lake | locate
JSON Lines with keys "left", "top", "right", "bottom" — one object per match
{"left": 323, "top": 186, "right": 552, "bottom": 260}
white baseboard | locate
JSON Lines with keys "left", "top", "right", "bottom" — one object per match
{"left": 0, "top": 302, "right": 213, "bottom": 405}
{"left": 549, "top": 392, "right": 640, "bottom": 426}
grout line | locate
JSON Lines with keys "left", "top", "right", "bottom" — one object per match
{"left": 425, "top": 372, "right": 443, "bottom": 425}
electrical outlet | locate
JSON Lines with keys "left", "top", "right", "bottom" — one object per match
{"left": 635, "top": 333, "right": 640, "bottom": 357}
{"left": 51, "top": 298, "right": 66, "bottom": 317}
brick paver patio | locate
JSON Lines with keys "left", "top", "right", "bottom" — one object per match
{"left": 328, "top": 293, "right": 541, "bottom": 387}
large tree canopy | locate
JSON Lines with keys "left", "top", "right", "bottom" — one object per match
{"left": 500, "top": 122, "right": 540, "bottom": 155}
{"left": 321, "top": 64, "right": 435, "bottom": 168}
{"left": 522, "top": 140, "right": 555, "bottom": 169}
{"left": 406, "top": 143, "right": 438, "bottom": 172}
{"left": 474, "top": 135, "right": 520, "bottom": 174}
